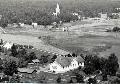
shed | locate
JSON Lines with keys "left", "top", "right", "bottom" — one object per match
{"left": 32, "top": 23, "right": 38, "bottom": 28}
{"left": 18, "top": 68, "right": 36, "bottom": 74}
{"left": 32, "top": 59, "right": 40, "bottom": 63}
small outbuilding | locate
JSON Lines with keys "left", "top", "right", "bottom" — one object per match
{"left": 32, "top": 59, "right": 40, "bottom": 64}
{"left": 18, "top": 68, "right": 37, "bottom": 74}
{"left": 19, "top": 23, "right": 25, "bottom": 27}
{"left": 32, "top": 23, "right": 38, "bottom": 28}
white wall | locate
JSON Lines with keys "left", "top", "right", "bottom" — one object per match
{"left": 49, "top": 59, "right": 84, "bottom": 73}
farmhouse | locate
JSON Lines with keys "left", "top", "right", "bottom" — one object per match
{"left": 49, "top": 56, "right": 84, "bottom": 73}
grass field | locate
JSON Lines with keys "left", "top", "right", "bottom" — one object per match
{"left": 1, "top": 19, "right": 120, "bottom": 62}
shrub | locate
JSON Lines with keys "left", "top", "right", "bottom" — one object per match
{"left": 3, "top": 60, "right": 18, "bottom": 76}
{"left": 112, "top": 27, "right": 120, "bottom": 32}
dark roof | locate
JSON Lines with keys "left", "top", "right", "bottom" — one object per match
{"left": 55, "top": 56, "right": 72, "bottom": 67}
{"left": 55, "top": 55, "right": 84, "bottom": 67}
{"left": 75, "top": 56, "right": 84, "bottom": 63}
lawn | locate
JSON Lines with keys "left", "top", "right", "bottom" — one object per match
{"left": 2, "top": 20, "right": 120, "bottom": 62}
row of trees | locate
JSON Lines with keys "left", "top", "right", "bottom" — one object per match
{"left": 0, "top": 10, "right": 79, "bottom": 28}
{"left": 84, "top": 53, "right": 119, "bottom": 80}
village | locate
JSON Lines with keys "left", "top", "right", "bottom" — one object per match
{"left": 0, "top": 0, "right": 120, "bottom": 83}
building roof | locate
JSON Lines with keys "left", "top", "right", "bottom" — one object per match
{"left": 55, "top": 55, "right": 84, "bottom": 68}
{"left": 32, "top": 59, "right": 40, "bottom": 63}
{"left": 2, "top": 41, "right": 13, "bottom": 47}
{"left": 55, "top": 56, "right": 72, "bottom": 67}
{"left": 18, "top": 68, "right": 36, "bottom": 74}
{"left": 75, "top": 56, "right": 84, "bottom": 63}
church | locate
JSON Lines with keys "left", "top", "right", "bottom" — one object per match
{"left": 53, "top": 3, "right": 60, "bottom": 17}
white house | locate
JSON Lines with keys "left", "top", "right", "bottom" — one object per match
{"left": 72, "top": 12, "right": 79, "bottom": 16}
{"left": 32, "top": 23, "right": 38, "bottom": 28}
{"left": 49, "top": 56, "right": 84, "bottom": 73}
{"left": 99, "top": 13, "right": 108, "bottom": 20}
{"left": 72, "top": 12, "right": 82, "bottom": 20}
{"left": 2, "top": 42, "right": 13, "bottom": 50}
{"left": 19, "top": 23, "right": 25, "bottom": 27}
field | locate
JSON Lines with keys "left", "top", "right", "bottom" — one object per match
{"left": 1, "top": 19, "right": 120, "bottom": 63}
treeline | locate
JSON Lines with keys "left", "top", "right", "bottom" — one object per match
{"left": 0, "top": 8, "right": 79, "bottom": 28}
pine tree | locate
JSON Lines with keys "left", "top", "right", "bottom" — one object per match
{"left": 11, "top": 44, "right": 18, "bottom": 57}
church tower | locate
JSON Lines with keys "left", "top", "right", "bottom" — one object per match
{"left": 53, "top": 3, "right": 60, "bottom": 17}
{"left": 56, "top": 3, "right": 60, "bottom": 15}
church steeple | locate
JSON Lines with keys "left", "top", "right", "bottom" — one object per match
{"left": 56, "top": 3, "right": 60, "bottom": 15}
{"left": 53, "top": 3, "right": 60, "bottom": 17}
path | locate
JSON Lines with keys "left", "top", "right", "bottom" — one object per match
{"left": 0, "top": 33, "right": 70, "bottom": 55}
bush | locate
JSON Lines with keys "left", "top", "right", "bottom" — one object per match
{"left": 56, "top": 76, "right": 61, "bottom": 83}
{"left": 105, "top": 53, "right": 119, "bottom": 76}
{"left": 3, "top": 60, "right": 18, "bottom": 76}
{"left": 0, "top": 21, "right": 8, "bottom": 28}
{"left": 10, "top": 75, "right": 20, "bottom": 83}
{"left": 18, "top": 58, "right": 28, "bottom": 68}
{"left": 113, "top": 27, "right": 120, "bottom": 32}
{"left": 11, "top": 44, "right": 18, "bottom": 57}
{"left": 88, "top": 78, "right": 97, "bottom": 84}
{"left": 29, "top": 52, "right": 37, "bottom": 60}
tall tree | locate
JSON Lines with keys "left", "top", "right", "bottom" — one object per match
{"left": 11, "top": 44, "right": 18, "bottom": 57}
{"left": 56, "top": 76, "right": 61, "bottom": 83}
{"left": 105, "top": 53, "right": 119, "bottom": 76}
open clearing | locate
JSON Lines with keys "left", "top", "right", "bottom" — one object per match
{"left": 1, "top": 19, "right": 120, "bottom": 62}
{"left": 0, "top": 33, "right": 69, "bottom": 55}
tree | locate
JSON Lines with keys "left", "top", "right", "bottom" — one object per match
{"left": 76, "top": 74, "right": 84, "bottom": 83}
{"left": 92, "top": 55, "right": 101, "bottom": 70}
{"left": 105, "top": 53, "right": 119, "bottom": 76}
{"left": 3, "top": 60, "right": 18, "bottom": 76}
{"left": 0, "top": 58, "right": 3, "bottom": 72}
{"left": 10, "top": 75, "right": 20, "bottom": 83}
{"left": 84, "top": 55, "right": 96, "bottom": 75}
{"left": 28, "top": 52, "right": 37, "bottom": 62}
{"left": 99, "top": 57, "right": 107, "bottom": 71}
{"left": 39, "top": 55, "right": 48, "bottom": 64}
{"left": 88, "top": 78, "right": 97, "bottom": 84}
{"left": 113, "top": 27, "right": 120, "bottom": 32}
{"left": 18, "top": 58, "right": 28, "bottom": 68}
{"left": 51, "top": 55, "right": 57, "bottom": 62}
{"left": 0, "top": 39, "right": 3, "bottom": 45}
{"left": 72, "top": 53, "right": 77, "bottom": 57}
{"left": 37, "top": 15, "right": 52, "bottom": 27}
{"left": 67, "top": 54, "right": 72, "bottom": 57}
{"left": 11, "top": 44, "right": 18, "bottom": 57}
{"left": 68, "top": 77, "right": 77, "bottom": 83}
{"left": 0, "top": 17, "right": 8, "bottom": 28}
{"left": 17, "top": 49, "right": 28, "bottom": 60}
{"left": 56, "top": 76, "right": 61, "bottom": 83}
{"left": 69, "top": 78, "right": 73, "bottom": 83}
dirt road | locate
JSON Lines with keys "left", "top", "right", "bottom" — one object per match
{"left": 0, "top": 33, "right": 70, "bottom": 55}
